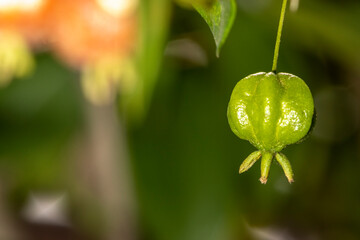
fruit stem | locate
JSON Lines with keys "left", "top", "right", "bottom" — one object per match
{"left": 272, "top": 0, "right": 288, "bottom": 73}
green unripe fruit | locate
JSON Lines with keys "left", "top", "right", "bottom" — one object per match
{"left": 228, "top": 72, "right": 314, "bottom": 151}
{"left": 227, "top": 72, "right": 314, "bottom": 183}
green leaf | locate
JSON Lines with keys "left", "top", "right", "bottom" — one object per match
{"left": 193, "top": 0, "right": 237, "bottom": 57}
{"left": 175, "top": 0, "right": 215, "bottom": 8}
{"left": 122, "top": 0, "right": 171, "bottom": 124}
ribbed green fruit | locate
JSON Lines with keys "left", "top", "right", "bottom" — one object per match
{"left": 227, "top": 72, "right": 314, "bottom": 184}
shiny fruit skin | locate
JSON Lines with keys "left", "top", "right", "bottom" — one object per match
{"left": 227, "top": 72, "right": 314, "bottom": 152}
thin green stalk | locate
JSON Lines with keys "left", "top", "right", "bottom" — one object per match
{"left": 272, "top": 0, "right": 288, "bottom": 72}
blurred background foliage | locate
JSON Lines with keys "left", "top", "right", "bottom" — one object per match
{"left": 0, "top": 0, "right": 360, "bottom": 239}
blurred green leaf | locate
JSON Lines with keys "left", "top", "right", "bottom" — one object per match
{"left": 123, "top": 0, "right": 171, "bottom": 124}
{"left": 288, "top": 2, "right": 360, "bottom": 71}
{"left": 193, "top": 0, "right": 237, "bottom": 57}
{"left": 175, "top": 0, "right": 214, "bottom": 8}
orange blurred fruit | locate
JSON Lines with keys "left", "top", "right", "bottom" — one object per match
{"left": 0, "top": 0, "right": 50, "bottom": 46}
{"left": 48, "top": 0, "right": 137, "bottom": 68}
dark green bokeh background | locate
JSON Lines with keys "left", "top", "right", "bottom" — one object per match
{"left": 1, "top": 0, "right": 360, "bottom": 239}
